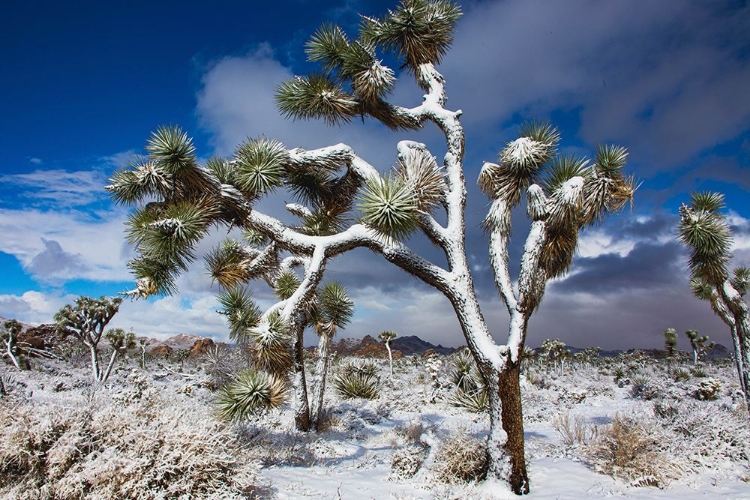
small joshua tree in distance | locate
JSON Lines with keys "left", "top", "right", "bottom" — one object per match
{"left": 663, "top": 327, "right": 678, "bottom": 373}
{"left": 378, "top": 330, "right": 397, "bottom": 377}
{"left": 101, "top": 328, "right": 136, "bottom": 383}
{"left": 1, "top": 319, "right": 24, "bottom": 370}
{"left": 679, "top": 191, "right": 750, "bottom": 408}
{"left": 685, "top": 329, "right": 715, "bottom": 365}
{"left": 54, "top": 296, "right": 123, "bottom": 383}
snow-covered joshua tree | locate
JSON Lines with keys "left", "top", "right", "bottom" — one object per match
{"left": 378, "top": 329, "right": 397, "bottom": 377}
{"left": 679, "top": 192, "right": 750, "bottom": 407}
{"left": 54, "top": 296, "right": 124, "bottom": 383}
{"left": 107, "top": 0, "right": 635, "bottom": 492}
{"left": 685, "top": 329, "right": 714, "bottom": 365}
{"left": 1, "top": 319, "right": 24, "bottom": 370}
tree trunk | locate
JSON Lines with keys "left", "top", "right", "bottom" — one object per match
{"left": 311, "top": 331, "right": 333, "bottom": 431}
{"left": 4, "top": 340, "right": 21, "bottom": 370}
{"left": 88, "top": 344, "right": 100, "bottom": 382}
{"left": 385, "top": 342, "right": 393, "bottom": 378}
{"left": 487, "top": 362, "right": 529, "bottom": 495}
{"left": 292, "top": 325, "right": 311, "bottom": 432}
{"left": 101, "top": 349, "right": 119, "bottom": 383}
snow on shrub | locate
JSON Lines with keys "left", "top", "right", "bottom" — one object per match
{"left": 586, "top": 414, "right": 680, "bottom": 488}
{"left": 432, "top": 431, "right": 489, "bottom": 483}
{"left": 0, "top": 392, "right": 260, "bottom": 499}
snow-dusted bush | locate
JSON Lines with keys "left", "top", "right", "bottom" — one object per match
{"left": 629, "top": 375, "right": 662, "bottom": 400}
{"left": 391, "top": 444, "right": 429, "bottom": 480}
{"left": 586, "top": 414, "right": 679, "bottom": 488}
{"left": 0, "top": 393, "right": 260, "bottom": 499}
{"left": 694, "top": 378, "right": 721, "bottom": 401}
{"left": 448, "top": 387, "right": 488, "bottom": 413}
{"left": 432, "top": 432, "right": 489, "bottom": 483}
{"left": 673, "top": 367, "right": 691, "bottom": 382}
{"left": 333, "top": 372, "right": 380, "bottom": 400}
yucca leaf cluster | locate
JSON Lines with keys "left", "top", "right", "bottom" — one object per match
{"left": 333, "top": 370, "right": 380, "bottom": 400}
{"left": 679, "top": 192, "right": 733, "bottom": 284}
{"left": 276, "top": 0, "right": 461, "bottom": 129}
{"left": 448, "top": 350, "right": 488, "bottom": 413}
{"left": 216, "top": 369, "right": 288, "bottom": 421}
{"left": 480, "top": 122, "right": 635, "bottom": 281}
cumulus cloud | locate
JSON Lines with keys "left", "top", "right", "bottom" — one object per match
{"left": 27, "top": 238, "right": 90, "bottom": 284}
{"left": 0, "top": 207, "right": 131, "bottom": 283}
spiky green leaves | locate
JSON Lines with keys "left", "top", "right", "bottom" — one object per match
{"left": 108, "top": 158, "right": 171, "bottom": 206}
{"left": 395, "top": 148, "right": 445, "bottom": 212}
{"left": 317, "top": 282, "right": 354, "bottom": 332}
{"left": 276, "top": 74, "right": 359, "bottom": 126}
{"left": 732, "top": 267, "right": 749, "bottom": 296}
{"left": 127, "top": 202, "right": 209, "bottom": 273}
{"left": 247, "top": 313, "right": 294, "bottom": 375}
{"left": 206, "top": 240, "right": 251, "bottom": 290}
{"left": 479, "top": 122, "right": 560, "bottom": 206}
{"left": 679, "top": 193, "right": 732, "bottom": 283}
{"left": 146, "top": 125, "right": 196, "bottom": 175}
{"left": 216, "top": 369, "right": 288, "bottom": 421}
{"left": 690, "top": 191, "right": 725, "bottom": 213}
{"left": 275, "top": 271, "right": 301, "bottom": 300}
{"left": 234, "top": 137, "right": 289, "bottom": 196}
{"left": 359, "top": 175, "right": 419, "bottom": 239}
{"left": 217, "top": 286, "right": 261, "bottom": 342}
{"left": 361, "top": 0, "right": 462, "bottom": 72}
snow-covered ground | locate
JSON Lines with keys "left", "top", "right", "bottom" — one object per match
{"left": 1, "top": 349, "right": 749, "bottom": 499}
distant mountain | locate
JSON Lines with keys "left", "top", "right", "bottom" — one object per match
{"left": 390, "top": 335, "right": 458, "bottom": 356}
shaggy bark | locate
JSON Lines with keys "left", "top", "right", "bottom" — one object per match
{"left": 311, "top": 330, "right": 333, "bottom": 431}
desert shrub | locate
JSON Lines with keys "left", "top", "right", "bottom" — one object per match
{"left": 673, "top": 367, "right": 691, "bottom": 382}
{"left": 448, "top": 387, "right": 488, "bottom": 413}
{"left": 691, "top": 366, "right": 708, "bottom": 378}
{"left": 450, "top": 350, "right": 481, "bottom": 392}
{"left": 654, "top": 399, "right": 750, "bottom": 468}
{"left": 0, "top": 395, "right": 260, "bottom": 499}
{"left": 586, "top": 414, "right": 677, "bottom": 488}
{"left": 333, "top": 371, "right": 380, "bottom": 400}
{"left": 339, "top": 359, "right": 379, "bottom": 378}
{"left": 216, "top": 369, "right": 288, "bottom": 421}
{"left": 629, "top": 376, "right": 662, "bottom": 401}
{"left": 694, "top": 378, "right": 721, "bottom": 401}
{"left": 390, "top": 444, "right": 429, "bottom": 479}
{"left": 553, "top": 412, "right": 597, "bottom": 446}
{"left": 432, "top": 432, "right": 489, "bottom": 483}
{"left": 525, "top": 370, "right": 550, "bottom": 389}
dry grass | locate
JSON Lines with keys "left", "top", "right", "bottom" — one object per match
{"left": 432, "top": 431, "right": 489, "bottom": 484}
{"left": 585, "top": 414, "right": 679, "bottom": 488}
{"left": 552, "top": 411, "right": 598, "bottom": 446}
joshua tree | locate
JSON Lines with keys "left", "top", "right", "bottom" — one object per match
{"left": 1, "top": 319, "right": 24, "bottom": 370}
{"left": 679, "top": 192, "right": 750, "bottom": 408}
{"left": 101, "top": 328, "right": 136, "bottom": 382}
{"left": 54, "top": 296, "right": 123, "bottom": 383}
{"left": 663, "top": 327, "right": 678, "bottom": 373}
{"left": 308, "top": 281, "right": 354, "bottom": 430}
{"left": 107, "top": 1, "right": 635, "bottom": 492}
{"left": 685, "top": 329, "right": 715, "bottom": 365}
{"left": 540, "top": 338, "right": 569, "bottom": 375}
{"left": 378, "top": 329, "right": 397, "bottom": 377}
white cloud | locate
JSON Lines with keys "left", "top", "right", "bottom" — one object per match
{"left": 29, "top": 157, "right": 43, "bottom": 165}
{"left": 0, "top": 290, "right": 75, "bottom": 325}
{"left": 0, "top": 207, "right": 132, "bottom": 283}
{"left": 0, "top": 169, "right": 110, "bottom": 207}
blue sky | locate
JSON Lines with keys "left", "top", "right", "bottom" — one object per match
{"left": 1, "top": 0, "right": 749, "bottom": 350}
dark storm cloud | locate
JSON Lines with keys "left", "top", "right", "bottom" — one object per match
{"left": 553, "top": 241, "right": 684, "bottom": 294}
{"left": 442, "top": 0, "right": 750, "bottom": 168}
